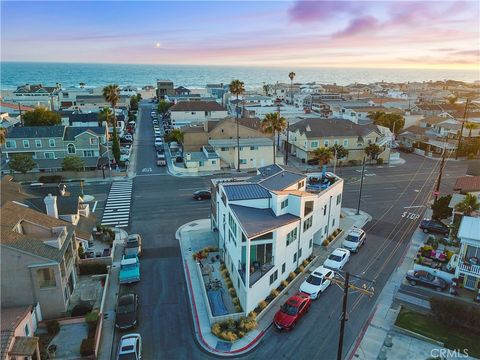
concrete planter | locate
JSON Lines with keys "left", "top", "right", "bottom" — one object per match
{"left": 322, "top": 229, "right": 344, "bottom": 249}
{"left": 256, "top": 256, "right": 318, "bottom": 322}
{"left": 391, "top": 324, "right": 444, "bottom": 347}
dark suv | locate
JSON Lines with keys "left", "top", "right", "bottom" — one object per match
{"left": 419, "top": 219, "right": 449, "bottom": 235}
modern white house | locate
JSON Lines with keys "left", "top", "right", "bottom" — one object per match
{"left": 169, "top": 101, "right": 228, "bottom": 127}
{"left": 455, "top": 216, "right": 480, "bottom": 292}
{"left": 211, "top": 164, "right": 343, "bottom": 313}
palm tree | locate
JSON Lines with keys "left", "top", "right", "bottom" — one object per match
{"left": 261, "top": 112, "right": 287, "bottom": 164}
{"left": 455, "top": 193, "right": 480, "bottom": 215}
{"left": 263, "top": 84, "right": 270, "bottom": 96}
{"left": 98, "top": 107, "right": 113, "bottom": 127}
{"left": 312, "top": 147, "right": 334, "bottom": 166}
{"left": 288, "top": 72, "right": 296, "bottom": 104}
{"left": 0, "top": 128, "right": 5, "bottom": 146}
{"left": 102, "top": 84, "right": 120, "bottom": 127}
{"left": 229, "top": 79, "right": 245, "bottom": 171}
{"left": 465, "top": 122, "right": 478, "bottom": 138}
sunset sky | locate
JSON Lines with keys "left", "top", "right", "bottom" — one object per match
{"left": 1, "top": 1, "right": 479, "bottom": 69}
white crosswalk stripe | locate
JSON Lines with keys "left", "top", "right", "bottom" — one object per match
{"left": 101, "top": 180, "right": 133, "bottom": 228}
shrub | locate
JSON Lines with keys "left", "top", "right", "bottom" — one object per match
{"left": 327, "top": 235, "right": 334, "bottom": 242}
{"left": 322, "top": 239, "right": 330, "bottom": 246}
{"left": 232, "top": 297, "right": 240, "bottom": 306}
{"left": 288, "top": 272, "right": 296, "bottom": 281}
{"left": 38, "top": 175, "right": 64, "bottom": 183}
{"left": 220, "top": 263, "right": 226, "bottom": 271}
{"left": 79, "top": 262, "right": 107, "bottom": 275}
{"left": 238, "top": 317, "right": 257, "bottom": 332}
{"left": 281, "top": 280, "right": 289, "bottom": 288}
{"left": 221, "top": 269, "right": 229, "bottom": 278}
{"left": 270, "top": 289, "right": 279, "bottom": 298}
{"left": 248, "top": 311, "right": 257, "bottom": 320}
{"left": 220, "top": 331, "right": 238, "bottom": 342}
{"left": 46, "top": 320, "right": 60, "bottom": 335}
{"left": 206, "top": 246, "right": 218, "bottom": 252}
{"left": 78, "top": 246, "right": 85, "bottom": 259}
{"left": 235, "top": 304, "right": 243, "bottom": 313}
{"left": 376, "top": 158, "right": 384, "bottom": 165}
{"left": 225, "top": 279, "right": 233, "bottom": 288}
{"left": 229, "top": 288, "right": 237, "bottom": 297}
{"left": 299, "top": 265, "right": 305, "bottom": 272}
{"left": 80, "top": 338, "right": 95, "bottom": 357}
{"left": 258, "top": 300, "right": 268, "bottom": 310}
{"left": 302, "top": 259, "right": 309, "bottom": 267}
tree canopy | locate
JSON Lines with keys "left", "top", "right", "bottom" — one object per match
{"left": 62, "top": 156, "right": 85, "bottom": 171}
{"left": 368, "top": 111, "right": 405, "bottom": 134}
{"left": 8, "top": 154, "right": 36, "bottom": 174}
{"left": 432, "top": 194, "right": 452, "bottom": 220}
{"left": 364, "top": 143, "right": 382, "bottom": 161}
{"left": 455, "top": 193, "right": 480, "bottom": 215}
{"left": 329, "top": 144, "right": 349, "bottom": 160}
{"left": 312, "top": 147, "right": 334, "bottom": 166}
{"left": 111, "top": 126, "right": 121, "bottom": 164}
{"left": 102, "top": 84, "right": 120, "bottom": 125}
{"left": 157, "top": 100, "right": 172, "bottom": 114}
{"left": 129, "top": 96, "right": 138, "bottom": 111}
{"left": 98, "top": 107, "right": 113, "bottom": 126}
{"left": 165, "top": 129, "right": 184, "bottom": 144}
{"left": 23, "top": 108, "right": 61, "bottom": 126}
{"left": 261, "top": 112, "right": 287, "bottom": 164}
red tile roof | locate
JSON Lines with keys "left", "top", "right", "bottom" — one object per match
{"left": 0, "top": 102, "right": 35, "bottom": 112}
{"left": 454, "top": 176, "right": 480, "bottom": 193}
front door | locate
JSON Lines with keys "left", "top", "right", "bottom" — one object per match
{"left": 464, "top": 275, "right": 477, "bottom": 290}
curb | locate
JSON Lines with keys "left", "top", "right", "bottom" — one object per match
{"left": 176, "top": 220, "right": 269, "bottom": 357}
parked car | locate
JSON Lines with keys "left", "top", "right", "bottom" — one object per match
{"left": 117, "top": 334, "right": 142, "bottom": 360}
{"left": 406, "top": 270, "right": 448, "bottom": 291}
{"left": 273, "top": 293, "right": 311, "bottom": 331}
{"left": 119, "top": 255, "right": 140, "bottom": 284}
{"left": 152, "top": 120, "right": 159, "bottom": 126}
{"left": 154, "top": 138, "right": 163, "bottom": 147}
{"left": 116, "top": 293, "right": 139, "bottom": 330}
{"left": 125, "top": 234, "right": 142, "bottom": 257}
{"left": 156, "top": 152, "right": 165, "bottom": 160}
{"left": 342, "top": 227, "right": 366, "bottom": 253}
{"left": 323, "top": 248, "right": 350, "bottom": 270}
{"left": 123, "top": 134, "right": 133, "bottom": 142}
{"left": 169, "top": 141, "right": 179, "bottom": 149}
{"left": 419, "top": 219, "right": 449, "bottom": 235}
{"left": 157, "top": 158, "right": 166, "bottom": 166}
{"left": 299, "top": 266, "right": 334, "bottom": 299}
{"left": 120, "top": 153, "right": 130, "bottom": 162}
{"left": 193, "top": 190, "right": 211, "bottom": 200}
{"left": 175, "top": 156, "right": 183, "bottom": 163}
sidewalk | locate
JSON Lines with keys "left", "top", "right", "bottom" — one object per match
{"left": 97, "top": 228, "right": 128, "bottom": 360}
{"left": 176, "top": 208, "right": 371, "bottom": 357}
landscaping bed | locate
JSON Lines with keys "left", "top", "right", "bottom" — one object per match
{"left": 395, "top": 307, "right": 480, "bottom": 358}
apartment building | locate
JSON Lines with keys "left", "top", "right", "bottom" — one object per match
{"left": 211, "top": 164, "right": 343, "bottom": 313}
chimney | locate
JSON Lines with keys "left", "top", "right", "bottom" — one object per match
{"left": 44, "top": 194, "right": 58, "bottom": 219}
{"left": 186, "top": 153, "right": 192, "bottom": 161}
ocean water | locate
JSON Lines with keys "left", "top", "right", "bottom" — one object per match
{"left": 1, "top": 62, "right": 478, "bottom": 90}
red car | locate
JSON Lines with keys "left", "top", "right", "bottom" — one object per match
{"left": 273, "top": 293, "right": 311, "bottom": 331}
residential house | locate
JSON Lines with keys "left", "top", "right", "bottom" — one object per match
{"left": 1, "top": 305, "right": 42, "bottom": 360}
{"left": 183, "top": 147, "right": 221, "bottom": 172}
{"left": 169, "top": 101, "right": 228, "bottom": 127}
{"left": 331, "top": 105, "right": 404, "bottom": 125}
{"left": 2, "top": 126, "right": 106, "bottom": 172}
{"left": 175, "top": 86, "right": 191, "bottom": 96}
{"left": 287, "top": 118, "right": 391, "bottom": 163}
{"left": 0, "top": 113, "right": 21, "bottom": 129}
{"left": 206, "top": 83, "right": 228, "bottom": 100}
{"left": 61, "top": 112, "right": 99, "bottom": 127}
{"left": 367, "top": 98, "right": 410, "bottom": 110}
{"left": 397, "top": 125, "right": 427, "bottom": 148}
{"left": 157, "top": 80, "right": 175, "bottom": 99}
{"left": 0, "top": 102, "right": 34, "bottom": 118}
{"left": 211, "top": 164, "right": 344, "bottom": 313}
{"left": 454, "top": 176, "right": 480, "bottom": 196}
{"left": 1, "top": 201, "right": 77, "bottom": 319}
{"left": 58, "top": 87, "right": 94, "bottom": 109}
{"left": 75, "top": 94, "right": 130, "bottom": 109}
{"left": 455, "top": 216, "right": 480, "bottom": 292}
{"left": 9, "top": 84, "right": 61, "bottom": 109}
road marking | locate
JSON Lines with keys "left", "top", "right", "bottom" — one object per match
{"left": 92, "top": 201, "right": 98, "bottom": 212}
{"left": 403, "top": 205, "right": 425, "bottom": 209}
{"left": 142, "top": 168, "right": 152, "bottom": 173}
{"left": 101, "top": 180, "right": 133, "bottom": 228}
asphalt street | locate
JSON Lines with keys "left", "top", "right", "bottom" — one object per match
{"left": 109, "top": 101, "right": 468, "bottom": 360}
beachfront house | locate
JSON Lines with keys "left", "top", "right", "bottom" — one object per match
{"left": 455, "top": 216, "right": 480, "bottom": 292}
{"left": 211, "top": 164, "right": 344, "bottom": 313}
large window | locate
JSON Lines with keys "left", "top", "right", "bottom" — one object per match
{"left": 303, "top": 216, "right": 313, "bottom": 232}
{"left": 83, "top": 150, "right": 95, "bottom": 157}
{"left": 44, "top": 152, "right": 55, "bottom": 159}
{"left": 37, "top": 268, "right": 56, "bottom": 288}
{"left": 286, "top": 227, "right": 298, "bottom": 246}
{"left": 304, "top": 201, "right": 314, "bottom": 216}
{"left": 269, "top": 270, "right": 278, "bottom": 285}
{"left": 228, "top": 213, "right": 237, "bottom": 235}
{"left": 310, "top": 141, "right": 319, "bottom": 148}
{"left": 250, "top": 243, "right": 273, "bottom": 265}
{"left": 23, "top": 140, "right": 30, "bottom": 148}
{"left": 49, "top": 139, "right": 56, "bottom": 147}
{"left": 281, "top": 199, "right": 288, "bottom": 209}
{"left": 343, "top": 139, "right": 349, "bottom": 147}
{"left": 336, "top": 194, "right": 342, "bottom": 205}
{"left": 5, "top": 140, "right": 16, "bottom": 149}
{"left": 35, "top": 140, "right": 42, "bottom": 148}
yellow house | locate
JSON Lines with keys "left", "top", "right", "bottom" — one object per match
{"left": 287, "top": 118, "right": 391, "bottom": 164}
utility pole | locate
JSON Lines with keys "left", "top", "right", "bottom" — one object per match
{"left": 455, "top": 99, "right": 469, "bottom": 160}
{"left": 333, "top": 147, "right": 338, "bottom": 174}
{"left": 324, "top": 271, "right": 375, "bottom": 360}
{"left": 337, "top": 272, "right": 350, "bottom": 360}
{"left": 434, "top": 145, "right": 447, "bottom": 204}
{"left": 356, "top": 156, "right": 366, "bottom": 215}
{"left": 285, "top": 121, "right": 290, "bottom": 165}
{"left": 17, "top": 102, "right": 23, "bottom": 126}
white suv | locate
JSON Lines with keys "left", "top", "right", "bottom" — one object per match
{"left": 342, "top": 227, "right": 366, "bottom": 253}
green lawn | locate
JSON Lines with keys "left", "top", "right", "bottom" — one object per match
{"left": 395, "top": 307, "right": 480, "bottom": 358}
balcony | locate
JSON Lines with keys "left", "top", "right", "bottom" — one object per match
{"left": 458, "top": 260, "right": 480, "bottom": 276}
{"left": 238, "top": 258, "right": 275, "bottom": 288}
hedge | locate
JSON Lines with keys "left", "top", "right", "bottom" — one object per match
{"left": 80, "top": 338, "right": 95, "bottom": 357}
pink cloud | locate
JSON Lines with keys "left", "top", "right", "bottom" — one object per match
{"left": 288, "top": 1, "right": 363, "bottom": 23}
{"left": 332, "top": 16, "right": 379, "bottom": 38}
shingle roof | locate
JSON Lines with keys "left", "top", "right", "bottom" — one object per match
{"left": 27, "top": 197, "right": 79, "bottom": 216}
{"left": 76, "top": 213, "right": 97, "bottom": 240}
{"left": 170, "top": 101, "right": 226, "bottom": 112}
{"left": 223, "top": 183, "right": 272, "bottom": 201}
{"left": 454, "top": 176, "right": 480, "bottom": 193}
{"left": 0, "top": 176, "right": 33, "bottom": 206}
{"left": 289, "top": 118, "right": 379, "bottom": 138}
{"left": 1, "top": 201, "right": 75, "bottom": 262}
{"left": 6, "top": 126, "right": 65, "bottom": 139}
{"left": 211, "top": 117, "right": 263, "bottom": 132}
{"left": 68, "top": 113, "right": 98, "bottom": 123}
{"left": 64, "top": 126, "right": 105, "bottom": 141}
{"left": 230, "top": 204, "right": 299, "bottom": 238}
{"left": 421, "top": 116, "right": 448, "bottom": 125}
